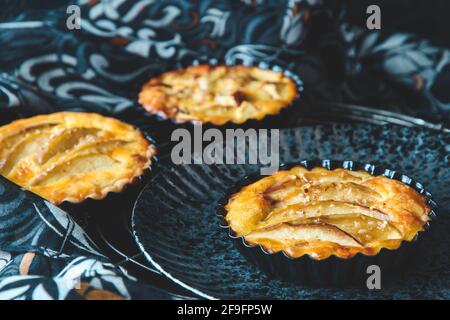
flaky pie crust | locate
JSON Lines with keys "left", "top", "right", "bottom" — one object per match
{"left": 225, "top": 166, "right": 431, "bottom": 260}
{"left": 0, "top": 112, "right": 156, "bottom": 204}
{"left": 138, "top": 64, "right": 298, "bottom": 125}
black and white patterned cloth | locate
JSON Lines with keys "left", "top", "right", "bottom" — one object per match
{"left": 0, "top": 0, "right": 449, "bottom": 299}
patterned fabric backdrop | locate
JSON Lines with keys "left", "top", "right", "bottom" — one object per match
{"left": 0, "top": 0, "right": 449, "bottom": 299}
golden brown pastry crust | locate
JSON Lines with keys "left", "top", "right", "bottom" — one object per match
{"left": 225, "top": 166, "right": 431, "bottom": 260}
{"left": 138, "top": 64, "right": 298, "bottom": 125}
{"left": 0, "top": 112, "right": 156, "bottom": 204}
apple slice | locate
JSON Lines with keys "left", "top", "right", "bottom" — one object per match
{"left": 318, "top": 215, "right": 403, "bottom": 245}
{"left": 259, "top": 200, "right": 390, "bottom": 228}
{"left": 0, "top": 130, "right": 53, "bottom": 175}
{"left": 249, "top": 68, "right": 283, "bottom": 83}
{"left": 245, "top": 222, "right": 363, "bottom": 248}
{"left": 270, "top": 182, "right": 382, "bottom": 208}
{"left": 37, "top": 127, "right": 100, "bottom": 164}
{"left": 29, "top": 139, "right": 129, "bottom": 186}
{"left": 0, "top": 124, "right": 56, "bottom": 162}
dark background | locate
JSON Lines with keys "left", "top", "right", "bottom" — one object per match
{"left": 2, "top": 0, "right": 450, "bottom": 124}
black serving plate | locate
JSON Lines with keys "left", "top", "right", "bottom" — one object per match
{"left": 132, "top": 123, "right": 450, "bottom": 299}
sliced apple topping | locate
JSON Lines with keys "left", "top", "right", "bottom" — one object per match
{"left": 259, "top": 201, "right": 390, "bottom": 229}
{"left": 28, "top": 139, "right": 129, "bottom": 186}
{"left": 0, "top": 130, "right": 53, "bottom": 175}
{"left": 32, "top": 154, "right": 120, "bottom": 186}
{"left": 37, "top": 127, "right": 100, "bottom": 164}
{"left": 249, "top": 68, "right": 283, "bottom": 83}
{"left": 317, "top": 215, "right": 402, "bottom": 245}
{"left": 0, "top": 124, "right": 56, "bottom": 163}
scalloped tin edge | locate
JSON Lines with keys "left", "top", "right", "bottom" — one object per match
{"left": 58, "top": 129, "right": 159, "bottom": 227}
{"left": 136, "top": 57, "right": 305, "bottom": 129}
{"left": 216, "top": 159, "right": 438, "bottom": 288}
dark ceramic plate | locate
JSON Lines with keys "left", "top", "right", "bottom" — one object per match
{"left": 132, "top": 124, "right": 450, "bottom": 299}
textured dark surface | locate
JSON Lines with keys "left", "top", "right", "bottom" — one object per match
{"left": 133, "top": 124, "right": 450, "bottom": 299}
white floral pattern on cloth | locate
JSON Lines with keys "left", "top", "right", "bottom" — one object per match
{"left": 0, "top": 176, "right": 178, "bottom": 300}
{"left": 0, "top": 254, "right": 162, "bottom": 300}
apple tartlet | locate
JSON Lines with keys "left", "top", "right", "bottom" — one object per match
{"left": 225, "top": 166, "right": 432, "bottom": 260}
{"left": 0, "top": 112, "right": 156, "bottom": 204}
{"left": 138, "top": 64, "right": 298, "bottom": 125}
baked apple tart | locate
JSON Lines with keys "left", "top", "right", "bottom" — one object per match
{"left": 225, "top": 166, "right": 432, "bottom": 260}
{"left": 0, "top": 112, "right": 155, "bottom": 204}
{"left": 138, "top": 64, "right": 298, "bottom": 125}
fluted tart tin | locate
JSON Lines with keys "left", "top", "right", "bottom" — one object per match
{"left": 217, "top": 160, "right": 437, "bottom": 287}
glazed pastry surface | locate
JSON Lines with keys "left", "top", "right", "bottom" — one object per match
{"left": 138, "top": 64, "right": 298, "bottom": 125}
{"left": 225, "top": 166, "right": 431, "bottom": 259}
{"left": 0, "top": 112, "right": 155, "bottom": 204}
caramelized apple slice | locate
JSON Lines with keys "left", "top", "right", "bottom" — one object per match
{"left": 246, "top": 222, "right": 362, "bottom": 248}
{"left": 249, "top": 68, "right": 283, "bottom": 83}
{"left": 0, "top": 131, "right": 53, "bottom": 175}
{"left": 33, "top": 153, "right": 120, "bottom": 186}
{"left": 263, "top": 176, "right": 304, "bottom": 202}
{"left": 259, "top": 200, "right": 390, "bottom": 229}
{"left": 272, "top": 182, "right": 382, "bottom": 208}
{"left": 318, "top": 215, "right": 403, "bottom": 245}
{"left": 303, "top": 167, "right": 366, "bottom": 184}
{"left": 0, "top": 124, "right": 56, "bottom": 162}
